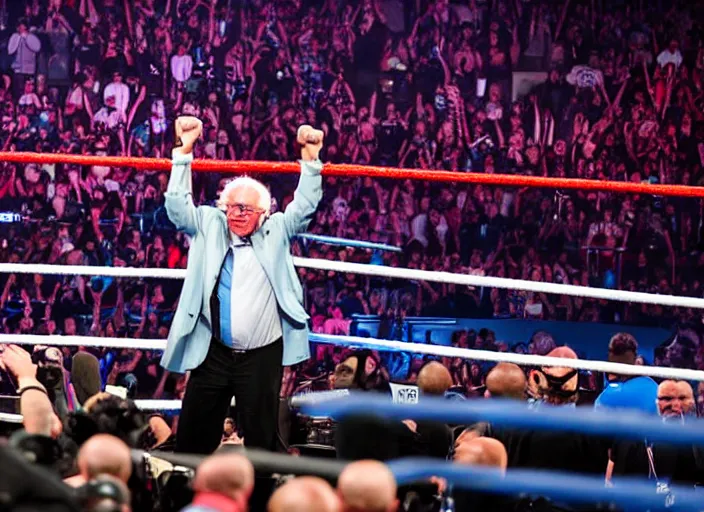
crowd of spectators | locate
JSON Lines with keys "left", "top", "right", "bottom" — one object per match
{"left": 0, "top": 331, "right": 701, "bottom": 511}
{"left": 0, "top": 0, "right": 703, "bottom": 421}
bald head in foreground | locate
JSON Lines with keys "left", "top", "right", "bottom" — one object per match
{"left": 192, "top": 453, "right": 254, "bottom": 506}
{"left": 66, "top": 434, "right": 133, "bottom": 487}
{"left": 454, "top": 436, "right": 508, "bottom": 472}
{"left": 452, "top": 435, "right": 512, "bottom": 511}
{"left": 485, "top": 363, "right": 527, "bottom": 400}
{"left": 417, "top": 361, "right": 453, "bottom": 396}
{"left": 268, "top": 477, "right": 341, "bottom": 512}
{"left": 337, "top": 460, "right": 398, "bottom": 512}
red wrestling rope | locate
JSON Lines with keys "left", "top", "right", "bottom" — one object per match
{"left": 3, "top": 151, "right": 703, "bottom": 198}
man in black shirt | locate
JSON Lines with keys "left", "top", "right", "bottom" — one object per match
{"left": 610, "top": 380, "right": 704, "bottom": 487}
{"left": 411, "top": 361, "right": 453, "bottom": 459}
{"left": 460, "top": 347, "right": 610, "bottom": 511}
{"left": 453, "top": 437, "right": 515, "bottom": 512}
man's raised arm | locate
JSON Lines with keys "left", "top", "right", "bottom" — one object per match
{"left": 165, "top": 117, "right": 203, "bottom": 236}
{"left": 282, "top": 125, "right": 325, "bottom": 238}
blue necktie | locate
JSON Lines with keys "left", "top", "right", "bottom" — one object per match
{"left": 218, "top": 249, "right": 234, "bottom": 346}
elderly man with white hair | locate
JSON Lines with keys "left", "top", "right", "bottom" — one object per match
{"left": 162, "top": 116, "right": 324, "bottom": 454}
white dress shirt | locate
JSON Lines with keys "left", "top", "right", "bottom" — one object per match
{"left": 229, "top": 234, "right": 282, "bottom": 351}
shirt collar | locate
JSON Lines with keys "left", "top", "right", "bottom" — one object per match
{"left": 229, "top": 232, "right": 251, "bottom": 247}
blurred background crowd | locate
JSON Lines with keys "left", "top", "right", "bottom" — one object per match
{"left": 0, "top": 0, "right": 703, "bottom": 400}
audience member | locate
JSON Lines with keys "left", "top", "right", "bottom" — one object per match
{"left": 595, "top": 333, "right": 659, "bottom": 415}
{"left": 453, "top": 437, "right": 512, "bottom": 511}
{"left": 416, "top": 361, "right": 453, "bottom": 396}
{"left": 182, "top": 453, "right": 254, "bottom": 512}
{"left": 75, "top": 474, "right": 131, "bottom": 512}
{"left": 337, "top": 460, "right": 398, "bottom": 512}
{"left": 0, "top": 0, "right": 701, "bottom": 510}
{"left": 64, "top": 434, "right": 132, "bottom": 487}
{"left": 610, "top": 379, "right": 704, "bottom": 486}
{"left": 485, "top": 362, "right": 527, "bottom": 399}
{"left": 267, "top": 477, "right": 341, "bottom": 512}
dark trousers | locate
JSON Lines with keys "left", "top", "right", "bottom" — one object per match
{"left": 176, "top": 338, "right": 283, "bottom": 454}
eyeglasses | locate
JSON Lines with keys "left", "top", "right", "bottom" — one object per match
{"left": 227, "top": 203, "right": 263, "bottom": 216}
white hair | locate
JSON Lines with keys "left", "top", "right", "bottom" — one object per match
{"left": 217, "top": 176, "right": 271, "bottom": 216}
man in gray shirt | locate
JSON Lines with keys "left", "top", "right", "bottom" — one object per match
{"left": 8, "top": 19, "right": 41, "bottom": 98}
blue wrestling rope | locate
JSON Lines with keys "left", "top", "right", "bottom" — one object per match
{"left": 388, "top": 458, "right": 702, "bottom": 511}
{"left": 297, "top": 393, "right": 704, "bottom": 447}
{"left": 297, "top": 233, "right": 402, "bottom": 253}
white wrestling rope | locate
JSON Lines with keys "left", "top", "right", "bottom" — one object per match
{"left": 2, "top": 258, "right": 704, "bottom": 309}
{"left": 2, "top": 332, "right": 703, "bottom": 382}
{"left": 1, "top": 257, "right": 703, "bottom": 421}
{"left": 1, "top": 329, "right": 702, "bottom": 422}
{"left": 0, "top": 399, "right": 181, "bottom": 424}
{"left": 0, "top": 334, "right": 166, "bottom": 350}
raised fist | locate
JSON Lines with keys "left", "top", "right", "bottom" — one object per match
{"left": 174, "top": 116, "right": 203, "bottom": 155}
{"left": 298, "top": 125, "right": 324, "bottom": 162}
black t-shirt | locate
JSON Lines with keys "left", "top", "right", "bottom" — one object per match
{"left": 336, "top": 414, "right": 412, "bottom": 461}
{"left": 487, "top": 423, "right": 610, "bottom": 475}
{"left": 414, "top": 420, "right": 452, "bottom": 459}
{"left": 611, "top": 440, "right": 704, "bottom": 486}
{"left": 377, "top": 120, "right": 405, "bottom": 155}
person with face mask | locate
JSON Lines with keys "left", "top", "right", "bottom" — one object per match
{"left": 161, "top": 117, "right": 324, "bottom": 455}
{"left": 610, "top": 380, "right": 703, "bottom": 487}
{"left": 471, "top": 347, "right": 610, "bottom": 482}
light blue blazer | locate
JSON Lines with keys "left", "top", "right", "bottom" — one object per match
{"left": 160, "top": 152, "right": 323, "bottom": 373}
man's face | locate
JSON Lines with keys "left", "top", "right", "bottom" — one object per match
{"left": 429, "top": 209, "right": 440, "bottom": 226}
{"left": 386, "top": 104, "right": 396, "bottom": 119}
{"left": 225, "top": 186, "right": 264, "bottom": 237}
{"left": 64, "top": 318, "right": 77, "bottom": 335}
{"left": 657, "top": 381, "right": 695, "bottom": 418}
